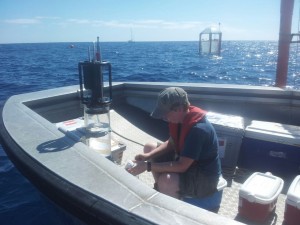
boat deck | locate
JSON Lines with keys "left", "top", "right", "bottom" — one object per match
{"left": 110, "top": 102, "right": 294, "bottom": 225}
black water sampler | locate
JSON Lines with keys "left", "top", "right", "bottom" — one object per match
{"left": 78, "top": 37, "right": 113, "bottom": 157}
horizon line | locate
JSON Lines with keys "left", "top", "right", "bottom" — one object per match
{"left": 0, "top": 39, "right": 279, "bottom": 45}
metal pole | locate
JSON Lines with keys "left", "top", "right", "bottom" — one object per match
{"left": 199, "top": 33, "right": 202, "bottom": 54}
{"left": 218, "top": 33, "right": 222, "bottom": 56}
{"left": 209, "top": 33, "right": 212, "bottom": 54}
{"left": 275, "top": 0, "right": 294, "bottom": 88}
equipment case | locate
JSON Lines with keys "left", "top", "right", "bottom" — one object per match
{"left": 238, "top": 120, "right": 300, "bottom": 174}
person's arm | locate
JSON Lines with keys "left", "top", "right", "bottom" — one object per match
{"left": 148, "top": 138, "right": 174, "bottom": 158}
{"left": 128, "top": 156, "right": 194, "bottom": 176}
{"left": 150, "top": 156, "right": 193, "bottom": 173}
{"left": 135, "top": 137, "right": 173, "bottom": 161}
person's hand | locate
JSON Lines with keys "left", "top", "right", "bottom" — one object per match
{"left": 126, "top": 160, "right": 147, "bottom": 176}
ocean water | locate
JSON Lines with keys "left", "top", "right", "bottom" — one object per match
{"left": 0, "top": 41, "right": 300, "bottom": 224}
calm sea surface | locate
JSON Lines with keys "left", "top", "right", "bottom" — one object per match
{"left": 0, "top": 41, "right": 300, "bottom": 224}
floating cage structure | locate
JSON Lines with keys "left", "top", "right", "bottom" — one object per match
{"left": 199, "top": 26, "right": 222, "bottom": 55}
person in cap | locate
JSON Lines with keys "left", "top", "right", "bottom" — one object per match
{"left": 127, "top": 87, "right": 221, "bottom": 199}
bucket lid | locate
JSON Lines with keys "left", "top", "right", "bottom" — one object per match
{"left": 239, "top": 172, "right": 284, "bottom": 204}
{"left": 286, "top": 175, "right": 300, "bottom": 209}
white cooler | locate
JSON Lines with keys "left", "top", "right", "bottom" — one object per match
{"left": 239, "top": 172, "right": 284, "bottom": 222}
{"left": 238, "top": 120, "right": 300, "bottom": 174}
{"left": 284, "top": 175, "right": 300, "bottom": 225}
{"left": 206, "top": 112, "right": 244, "bottom": 168}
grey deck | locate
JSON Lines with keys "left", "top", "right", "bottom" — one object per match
{"left": 110, "top": 103, "right": 292, "bottom": 225}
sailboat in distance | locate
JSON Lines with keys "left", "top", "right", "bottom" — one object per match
{"left": 128, "top": 28, "right": 134, "bottom": 43}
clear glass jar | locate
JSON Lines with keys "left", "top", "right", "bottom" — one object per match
{"left": 84, "top": 105, "right": 111, "bottom": 157}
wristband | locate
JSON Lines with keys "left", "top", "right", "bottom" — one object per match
{"left": 147, "top": 161, "right": 151, "bottom": 172}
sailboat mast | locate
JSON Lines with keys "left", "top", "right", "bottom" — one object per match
{"left": 275, "top": 0, "right": 294, "bottom": 88}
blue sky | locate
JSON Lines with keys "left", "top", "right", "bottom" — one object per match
{"left": 0, "top": 0, "right": 299, "bottom": 43}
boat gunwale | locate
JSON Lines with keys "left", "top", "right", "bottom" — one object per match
{"left": 0, "top": 82, "right": 251, "bottom": 225}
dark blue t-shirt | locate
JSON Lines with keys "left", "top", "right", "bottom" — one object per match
{"left": 180, "top": 116, "right": 221, "bottom": 177}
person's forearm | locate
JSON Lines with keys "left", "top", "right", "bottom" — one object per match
{"left": 129, "top": 155, "right": 193, "bottom": 176}
{"left": 151, "top": 161, "right": 181, "bottom": 173}
{"left": 149, "top": 156, "right": 194, "bottom": 173}
{"left": 147, "top": 139, "right": 172, "bottom": 159}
